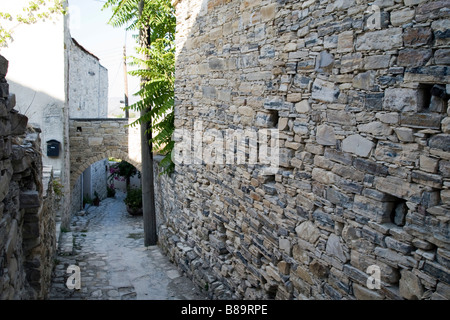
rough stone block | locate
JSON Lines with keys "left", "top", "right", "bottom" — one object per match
{"left": 403, "top": 27, "right": 433, "bottom": 47}
{"left": 383, "top": 88, "right": 420, "bottom": 112}
{"left": 394, "top": 127, "right": 415, "bottom": 142}
{"left": 20, "top": 191, "right": 40, "bottom": 209}
{"left": 312, "top": 167, "right": 338, "bottom": 185}
{"left": 374, "top": 175, "right": 422, "bottom": 200}
{"left": 295, "top": 100, "right": 310, "bottom": 113}
{"left": 435, "top": 49, "right": 450, "bottom": 65}
{"left": 433, "top": 20, "right": 450, "bottom": 45}
{"left": 353, "top": 158, "right": 388, "bottom": 176}
{"left": 353, "top": 71, "right": 375, "bottom": 91}
{"left": 400, "top": 113, "right": 443, "bottom": 130}
{"left": 441, "top": 189, "right": 450, "bottom": 204}
{"left": 0, "top": 166, "right": 12, "bottom": 202}
{"left": 439, "top": 160, "right": 450, "bottom": 178}
{"left": 337, "top": 30, "right": 353, "bottom": 53}
{"left": 326, "top": 186, "right": 352, "bottom": 208}
{"left": 0, "top": 55, "right": 8, "bottom": 78}
{"left": 429, "top": 134, "right": 450, "bottom": 152}
{"left": 436, "top": 282, "right": 450, "bottom": 299}
{"left": 375, "top": 112, "right": 399, "bottom": 124}
{"left": 260, "top": 3, "right": 277, "bottom": 21}
{"left": 419, "top": 155, "right": 439, "bottom": 173}
{"left": 312, "top": 209, "right": 335, "bottom": 231}
{"left": 437, "top": 248, "right": 450, "bottom": 269}
{"left": 357, "top": 121, "right": 392, "bottom": 136}
{"left": 0, "top": 82, "right": 9, "bottom": 99}
{"left": 202, "top": 86, "right": 217, "bottom": 99}
{"left": 264, "top": 97, "right": 291, "bottom": 111}
{"left": 398, "top": 49, "right": 432, "bottom": 67}
{"left": 375, "top": 140, "right": 420, "bottom": 166}
{"left": 353, "top": 195, "right": 395, "bottom": 223}
{"left": 411, "top": 170, "right": 443, "bottom": 188}
{"left": 416, "top": 1, "right": 450, "bottom": 21}
{"left": 315, "top": 51, "right": 334, "bottom": 73}
{"left": 340, "top": 53, "right": 363, "bottom": 73}
{"left": 364, "top": 93, "right": 384, "bottom": 111}
{"left": 363, "top": 55, "right": 390, "bottom": 70}
{"left": 423, "top": 261, "right": 450, "bottom": 284}
{"left": 374, "top": 247, "right": 415, "bottom": 268}
{"left": 404, "top": 0, "right": 428, "bottom": 5}
{"left": 342, "top": 134, "right": 374, "bottom": 157}
{"left": 295, "top": 220, "right": 320, "bottom": 244}
{"left": 316, "top": 124, "right": 336, "bottom": 146}
{"left": 353, "top": 283, "right": 384, "bottom": 300}
{"left": 293, "top": 75, "right": 312, "bottom": 89}
{"left": 356, "top": 28, "right": 403, "bottom": 51}
{"left": 209, "top": 57, "right": 225, "bottom": 70}
{"left": 10, "top": 112, "right": 28, "bottom": 136}
{"left": 404, "top": 66, "right": 450, "bottom": 83}
{"left": 390, "top": 8, "right": 415, "bottom": 27}
{"left": 326, "top": 234, "right": 348, "bottom": 263}
{"left": 399, "top": 269, "right": 424, "bottom": 300}
{"left": 326, "top": 150, "right": 354, "bottom": 169}
{"left": 385, "top": 237, "right": 413, "bottom": 254}
{"left": 343, "top": 264, "right": 368, "bottom": 284}
{"left": 311, "top": 78, "right": 339, "bottom": 103}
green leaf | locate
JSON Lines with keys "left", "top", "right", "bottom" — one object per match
{"left": 104, "top": 0, "right": 176, "bottom": 174}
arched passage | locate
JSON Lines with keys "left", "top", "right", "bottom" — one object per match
{"left": 70, "top": 152, "right": 142, "bottom": 189}
{"left": 69, "top": 118, "right": 142, "bottom": 189}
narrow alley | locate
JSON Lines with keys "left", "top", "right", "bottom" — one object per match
{"left": 48, "top": 192, "right": 207, "bottom": 300}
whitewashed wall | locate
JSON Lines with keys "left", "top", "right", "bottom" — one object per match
{"left": 68, "top": 39, "right": 108, "bottom": 118}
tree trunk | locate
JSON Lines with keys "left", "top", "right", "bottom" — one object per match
{"left": 139, "top": 0, "right": 157, "bottom": 246}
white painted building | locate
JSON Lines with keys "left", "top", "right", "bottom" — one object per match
{"left": 69, "top": 38, "right": 108, "bottom": 119}
{"left": 0, "top": 0, "right": 110, "bottom": 225}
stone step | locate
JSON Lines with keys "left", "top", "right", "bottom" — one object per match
{"left": 59, "top": 231, "right": 74, "bottom": 256}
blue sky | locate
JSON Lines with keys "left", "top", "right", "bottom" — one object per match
{"left": 69, "top": 0, "right": 141, "bottom": 103}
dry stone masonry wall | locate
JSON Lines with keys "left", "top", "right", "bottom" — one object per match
{"left": 156, "top": 0, "right": 450, "bottom": 300}
{"left": 0, "top": 55, "right": 57, "bottom": 299}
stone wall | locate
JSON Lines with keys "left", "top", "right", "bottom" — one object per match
{"left": 156, "top": 0, "right": 450, "bottom": 300}
{"left": 0, "top": 55, "right": 57, "bottom": 299}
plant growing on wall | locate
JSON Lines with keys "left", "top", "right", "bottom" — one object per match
{"left": 0, "top": 0, "right": 66, "bottom": 47}
{"left": 108, "top": 160, "right": 140, "bottom": 189}
{"left": 103, "top": 0, "right": 175, "bottom": 175}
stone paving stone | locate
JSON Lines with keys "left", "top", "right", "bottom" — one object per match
{"left": 48, "top": 191, "right": 207, "bottom": 300}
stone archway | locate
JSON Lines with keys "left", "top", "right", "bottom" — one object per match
{"left": 70, "top": 152, "right": 142, "bottom": 188}
{"left": 69, "top": 118, "right": 142, "bottom": 188}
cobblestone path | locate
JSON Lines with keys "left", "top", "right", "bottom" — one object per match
{"left": 48, "top": 191, "right": 207, "bottom": 300}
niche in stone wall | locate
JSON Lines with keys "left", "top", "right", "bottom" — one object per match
{"left": 390, "top": 198, "right": 408, "bottom": 227}
{"left": 255, "top": 110, "right": 279, "bottom": 128}
{"left": 418, "top": 83, "right": 448, "bottom": 113}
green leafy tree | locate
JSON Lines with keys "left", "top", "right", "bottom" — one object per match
{"left": 103, "top": 0, "right": 175, "bottom": 174}
{"left": 0, "top": 0, "right": 66, "bottom": 47}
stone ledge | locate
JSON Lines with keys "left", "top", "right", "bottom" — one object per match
{"left": 69, "top": 118, "right": 129, "bottom": 121}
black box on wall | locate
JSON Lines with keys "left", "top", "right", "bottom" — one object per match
{"left": 46, "top": 140, "right": 60, "bottom": 157}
